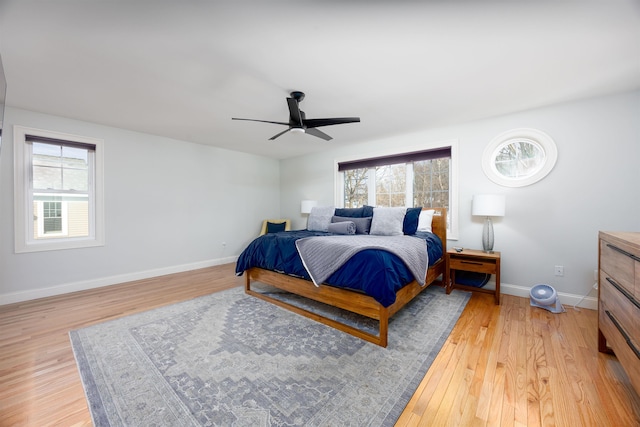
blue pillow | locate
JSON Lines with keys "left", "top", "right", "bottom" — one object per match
{"left": 334, "top": 207, "right": 364, "bottom": 218}
{"left": 266, "top": 221, "right": 287, "bottom": 233}
{"left": 403, "top": 207, "right": 422, "bottom": 235}
{"left": 363, "top": 205, "right": 375, "bottom": 217}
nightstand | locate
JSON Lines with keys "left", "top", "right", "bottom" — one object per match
{"left": 446, "top": 248, "right": 501, "bottom": 304}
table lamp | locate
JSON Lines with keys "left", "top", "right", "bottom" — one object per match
{"left": 472, "top": 194, "right": 505, "bottom": 253}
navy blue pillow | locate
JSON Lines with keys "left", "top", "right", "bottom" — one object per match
{"left": 403, "top": 207, "right": 422, "bottom": 235}
{"left": 334, "top": 207, "right": 364, "bottom": 218}
{"left": 266, "top": 221, "right": 287, "bottom": 233}
{"left": 362, "top": 205, "right": 375, "bottom": 217}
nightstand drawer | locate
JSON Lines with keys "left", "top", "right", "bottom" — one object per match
{"left": 449, "top": 257, "right": 496, "bottom": 274}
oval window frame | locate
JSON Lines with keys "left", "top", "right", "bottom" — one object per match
{"left": 482, "top": 128, "right": 558, "bottom": 187}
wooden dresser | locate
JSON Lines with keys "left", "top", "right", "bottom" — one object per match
{"left": 598, "top": 231, "right": 640, "bottom": 394}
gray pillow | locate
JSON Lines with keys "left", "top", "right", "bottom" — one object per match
{"left": 369, "top": 207, "right": 406, "bottom": 236}
{"left": 307, "top": 206, "right": 335, "bottom": 232}
{"left": 328, "top": 221, "right": 356, "bottom": 235}
{"left": 332, "top": 215, "right": 372, "bottom": 234}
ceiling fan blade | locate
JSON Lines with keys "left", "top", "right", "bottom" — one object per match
{"left": 305, "top": 127, "right": 333, "bottom": 141}
{"left": 232, "top": 118, "right": 289, "bottom": 126}
{"left": 268, "top": 128, "right": 293, "bottom": 140}
{"left": 286, "top": 97, "right": 304, "bottom": 126}
{"left": 303, "top": 117, "right": 361, "bottom": 128}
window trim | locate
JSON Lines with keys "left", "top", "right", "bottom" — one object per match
{"left": 334, "top": 139, "right": 459, "bottom": 240}
{"left": 14, "top": 125, "right": 105, "bottom": 253}
{"left": 481, "top": 128, "right": 558, "bottom": 187}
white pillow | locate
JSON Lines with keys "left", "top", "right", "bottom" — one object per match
{"left": 369, "top": 207, "right": 406, "bottom": 236}
{"left": 307, "top": 206, "right": 335, "bottom": 232}
{"left": 417, "top": 209, "right": 436, "bottom": 233}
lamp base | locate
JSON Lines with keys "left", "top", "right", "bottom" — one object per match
{"left": 482, "top": 217, "right": 494, "bottom": 253}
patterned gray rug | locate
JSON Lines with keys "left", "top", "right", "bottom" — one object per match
{"left": 70, "top": 284, "right": 470, "bottom": 426}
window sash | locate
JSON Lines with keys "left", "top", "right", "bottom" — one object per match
{"left": 27, "top": 141, "right": 95, "bottom": 242}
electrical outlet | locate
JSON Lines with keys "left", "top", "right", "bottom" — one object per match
{"left": 554, "top": 265, "right": 564, "bottom": 276}
{"left": 593, "top": 282, "right": 599, "bottom": 290}
{"left": 593, "top": 269, "right": 598, "bottom": 281}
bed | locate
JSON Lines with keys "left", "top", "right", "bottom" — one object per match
{"left": 235, "top": 207, "right": 447, "bottom": 347}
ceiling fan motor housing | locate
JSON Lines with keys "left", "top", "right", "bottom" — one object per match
{"left": 290, "top": 91, "right": 305, "bottom": 101}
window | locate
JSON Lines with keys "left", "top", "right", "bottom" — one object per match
{"left": 482, "top": 128, "right": 557, "bottom": 187}
{"left": 336, "top": 141, "right": 459, "bottom": 239}
{"left": 14, "top": 126, "right": 104, "bottom": 252}
{"left": 42, "top": 201, "right": 64, "bottom": 235}
{"left": 375, "top": 163, "right": 406, "bottom": 206}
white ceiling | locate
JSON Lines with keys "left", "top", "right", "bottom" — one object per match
{"left": 1, "top": 0, "right": 639, "bottom": 159}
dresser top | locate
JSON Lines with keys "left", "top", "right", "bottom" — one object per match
{"left": 600, "top": 231, "right": 640, "bottom": 252}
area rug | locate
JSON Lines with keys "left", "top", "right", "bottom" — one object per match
{"left": 70, "top": 284, "right": 470, "bottom": 426}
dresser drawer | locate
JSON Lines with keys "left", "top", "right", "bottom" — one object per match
{"left": 600, "top": 240, "right": 636, "bottom": 296}
{"left": 636, "top": 262, "right": 640, "bottom": 301}
{"left": 599, "top": 301, "right": 640, "bottom": 393}
{"left": 600, "top": 270, "right": 640, "bottom": 340}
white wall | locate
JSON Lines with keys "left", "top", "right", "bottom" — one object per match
{"left": 280, "top": 91, "right": 640, "bottom": 304}
{"left": 0, "top": 107, "right": 281, "bottom": 304}
{"left": 2, "top": 91, "right": 638, "bottom": 306}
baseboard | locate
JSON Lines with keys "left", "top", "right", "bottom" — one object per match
{"left": 0, "top": 256, "right": 239, "bottom": 305}
{"left": 2, "top": 262, "right": 599, "bottom": 311}
{"left": 499, "top": 282, "right": 598, "bottom": 310}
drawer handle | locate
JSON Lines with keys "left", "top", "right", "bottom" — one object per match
{"left": 605, "top": 310, "right": 640, "bottom": 360}
{"left": 460, "top": 260, "right": 484, "bottom": 266}
{"left": 607, "top": 243, "right": 640, "bottom": 262}
{"left": 606, "top": 277, "right": 640, "bottom": 310}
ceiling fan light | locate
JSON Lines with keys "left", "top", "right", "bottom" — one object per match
{"left": 290, "top": 127, "right": 305, "bottom": 134}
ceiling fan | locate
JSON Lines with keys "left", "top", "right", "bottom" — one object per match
{"left": 232, "top": 91, "right": 360, "bottom": 141}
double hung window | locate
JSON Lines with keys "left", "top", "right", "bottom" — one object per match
{"left": 336, "top": 141, "right": 458, "bottom": 238}
{"left": 14, "top": 126, "right": 104, "bottom": 252}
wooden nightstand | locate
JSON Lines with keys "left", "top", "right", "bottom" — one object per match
{"left": 446, "top": 248, "right": 501, "bottom": 304}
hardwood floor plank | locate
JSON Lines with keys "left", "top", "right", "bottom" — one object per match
{"left": 1, "top": 264, "right": 640, "bottom": 426}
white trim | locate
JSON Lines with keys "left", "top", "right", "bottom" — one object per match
{"left": 13, "top": 125, "right": 105, "bottom": 253}
{"left": 499, "top": 282, "right": 597, "bottom": 310}
{"left": 405, "top": 163, "right": 413, "bottom": 207}
{"left": 454, "top": 280, "right": 597, "bottom": 310}
{"left": 0, "top": 256, "right": 239, "bottom": 305}
{"left": 367, "top": 168, "right": 376, "bottom": 206}
{"left": 1, "top": 272, "right": 598, "bottom": 311}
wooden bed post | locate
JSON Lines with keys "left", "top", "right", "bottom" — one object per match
{"left": 379, "top": 307, "right": 389, "bottom": 348}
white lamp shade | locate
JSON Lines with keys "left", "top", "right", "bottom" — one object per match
{"left": 301, "top": 200, "right": 318, "bottom": 214}
{"left": 472, "top": 194, "right": 505, "bottom": 217}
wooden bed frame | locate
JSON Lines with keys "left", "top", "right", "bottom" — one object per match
{"left": 244, "top": 207, "right": 447, "bottom": 347}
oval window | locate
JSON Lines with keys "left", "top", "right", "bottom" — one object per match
{"left": 482, "top": 129, "right": 557, "bottom": 187}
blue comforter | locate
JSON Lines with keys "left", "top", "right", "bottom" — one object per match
{"left": 235, "top": 230, "right": 443, "bottom": 307}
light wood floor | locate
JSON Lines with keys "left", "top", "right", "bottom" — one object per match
{"left": 1, "top": 263, "right": 639, "bottom": 426}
